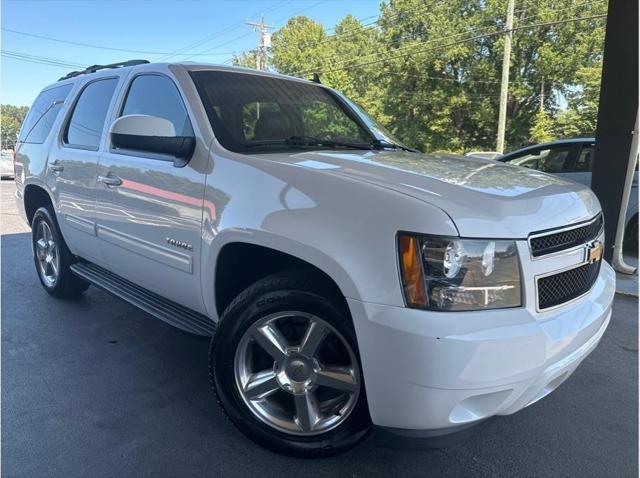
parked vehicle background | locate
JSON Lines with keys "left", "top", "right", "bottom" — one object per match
{"left": 1, "top": 150, "right": 15, "bottom": 179}
{"left": 498, "top": 138, "right": 639, "bottom": 251}
{"left": 464, "top": 151, "right": 502, "bottom": 160}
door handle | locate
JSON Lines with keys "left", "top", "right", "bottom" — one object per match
{"left": 98, "top": 175, "right": 123, "bottom": 187}
{"left": 49, "top": 162, "right": 64, "bottom": 173}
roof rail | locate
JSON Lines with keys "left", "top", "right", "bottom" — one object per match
{"left": 57, "top": 59, "right": 150, "bottom": 82}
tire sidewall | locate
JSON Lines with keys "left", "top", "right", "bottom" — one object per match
{"left": 211, "top": 286, "right": 371, "bottom": 457}
{"left": 32, "top": 207, "right": 61, "bottom": 292}
{"left": 31, "top": 205, "right": 85, "bottom": 296}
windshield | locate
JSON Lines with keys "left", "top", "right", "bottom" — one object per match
{"left": 339, "top": 95, "right": 415, "bottom": 151}
{"left": 190, "top": 70, "right": 376, "bottom": 154}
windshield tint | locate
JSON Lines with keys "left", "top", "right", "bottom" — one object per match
{"left": 190, "top": 70, "right": 374, "bottom": 154}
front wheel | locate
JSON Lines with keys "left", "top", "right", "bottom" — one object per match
{"left": 209, "top": 271, "right": 371, "bottom": 457}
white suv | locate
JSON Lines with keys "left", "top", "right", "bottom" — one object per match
{"left": 14, "top": 60, "right": 615, "bottom": 457}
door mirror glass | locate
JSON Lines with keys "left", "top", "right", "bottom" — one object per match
{"left": 110, "top": 114, "right": 195, "bottom": 165}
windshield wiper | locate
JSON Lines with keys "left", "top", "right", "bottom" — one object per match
{"left": 288, "top": 135, "right": 374, "bottom": 150}
{"left": 370, "top": 138, "right": 420, "bottom": 153}
{"left": 246, "top": 135, "right": 374, "bottom": 151}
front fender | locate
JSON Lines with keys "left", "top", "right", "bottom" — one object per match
{"left": 201, "top": 229, "right": 362, "bottom": 322}
{"left": 199, "top": 153, "right": 459, "bottom": 321}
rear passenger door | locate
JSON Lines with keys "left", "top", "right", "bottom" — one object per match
{"left": 95, "top": 73, "right": 207, "bottom": 313}
{"left": 50, "top": 77, "right": 120, "bottom": 262}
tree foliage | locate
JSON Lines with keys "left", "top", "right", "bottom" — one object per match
{"left": 1, "top": 104, "right": 29, "bottom": 150}
{"left": 246, "top": 0, "right": 607, "bottom": 153}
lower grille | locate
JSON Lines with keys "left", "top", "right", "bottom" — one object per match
{"left": 537, "top": 261, "right": 601, "bottom": 310}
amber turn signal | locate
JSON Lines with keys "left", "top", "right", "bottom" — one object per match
{"left": 398, "top": 234, "right": 427, "bottom": 307}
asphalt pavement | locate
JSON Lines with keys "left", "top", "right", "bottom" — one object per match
{"left": 1, "top": 180, "right": 638, "bottom": 477}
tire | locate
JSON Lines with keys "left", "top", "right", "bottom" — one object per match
{"left": 209, "top": 270, "right": 371, "bottom": 457}
{"left": 31, "top": 205, "right": 89, "bottom": 298}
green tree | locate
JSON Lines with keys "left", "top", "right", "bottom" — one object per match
{"left": 1, "top": 105, "right": 29, "bottom": 150}
{"left": 529, "top": 110, "right": 555, "bottom": 144}
{"left": 248, "top": 0, "right": 607, "bottom": 153}
{"left": 270, "top": 16, "right": 328, "bottom": 77}
{"left": 232, "top": 51, "right": 259, "bottom": 69}
{"left": 555, "top": 63, "right": 602, "bottom": 138}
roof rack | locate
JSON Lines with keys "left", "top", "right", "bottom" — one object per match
{"left": 58, "top": 59, "right": 149, "bottom": 81}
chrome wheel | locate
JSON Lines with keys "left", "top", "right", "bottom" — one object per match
{"left": 234, "top": 311, "right": 360, "bottom": 436}
{"left": 35, "top": 221, "right": 59, "bottom": 287}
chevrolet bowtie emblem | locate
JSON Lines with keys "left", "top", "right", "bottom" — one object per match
{"left": 587, "top": 240, "right": 603, "bottom": 264}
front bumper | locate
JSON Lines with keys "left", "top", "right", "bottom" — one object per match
{"left": 348, "top": 260, "right": 615, "bottom": 431}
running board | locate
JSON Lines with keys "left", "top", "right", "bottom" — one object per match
{"left": 70, "top": 261, "right": 215, "bottom": 337}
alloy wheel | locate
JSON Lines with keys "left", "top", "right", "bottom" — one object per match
{"left": 35, "top": 221, "right": 59, "bottom": 287}
{"left": 234, "top": 311, "right": 360, "bottom": 436}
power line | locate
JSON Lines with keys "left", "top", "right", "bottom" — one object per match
{"left": 296, "top": 23, "right": 483, "bottom": 76}
{"left": 246, "top": 16, "right": 274, "bottom": 70}
{"left": 2, "top": 4, "right": 292, "bottom": 57}
{"left": 298, "top": 13, "right": 607, "bottom": 77}
{"left": 516, "top": 0, "right": 606, "bottom": 23}
{"left": 382, "top": 71, "right": 501, "bottom": 85}
{"left": 156, "top": 0, "right": 293, "bottom": 61}
{"left": 198, "top": 1, "right": 329, "bottom": 63}
{"left": 293, "top": 1, "right": 606, "bottom": 77}
{"left": 180, "top": 31, "right": 256, "bottom": 61}
{"left": 0, "top": 28, "right": 234, "bottom": 55}
{"left": 2, "top": 50, "right": 86, "bottom": 69}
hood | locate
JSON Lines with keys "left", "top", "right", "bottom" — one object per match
{"left": 260, "top": 150, "right": 600, "bottom": 238}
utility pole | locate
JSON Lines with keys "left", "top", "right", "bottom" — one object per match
{"left": 246, "top": 16, "right": 274, "bottom": 71}
{"left": 496, "top": 0, "right": 515, "bottom": 154}
{"left": 539, "top": 78, "right": 544, "bottom": 112}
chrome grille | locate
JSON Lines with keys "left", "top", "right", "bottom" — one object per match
{"left": 529, "top": 214, "right": 603, "bottom": 258}
{"left": 537, "top": 261, "right": 601, "bottom": 310}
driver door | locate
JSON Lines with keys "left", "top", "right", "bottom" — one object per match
{"left": 95, "top": 73, "right": 207, "bottom": 313}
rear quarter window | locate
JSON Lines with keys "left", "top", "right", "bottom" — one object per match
{"left": 18, "top": 84, "right": 73, "bottom": 144}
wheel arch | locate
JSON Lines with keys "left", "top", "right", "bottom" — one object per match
{"left": 23, "top": 182, "right": 55, "bottom": 225}
{"left": 206, "top": 231, "right": 361, "bottom": 321}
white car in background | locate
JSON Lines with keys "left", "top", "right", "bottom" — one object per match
{"left": 1, "top": 150, "right": 15, "bottom": 179}
{"left": 464, "top": 151, "right": 502, "bottom": 160}
{"left": 499, "top": 138, "right": 638, "bottom": 251}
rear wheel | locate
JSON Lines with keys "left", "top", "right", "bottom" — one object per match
{"left": 31, "top": 206, "right": 89, "bottom": 298}
{"left": 210, "top": 271, "right": 370, "bottom": 457}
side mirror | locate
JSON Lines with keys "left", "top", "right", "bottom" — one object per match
{"left": 110, "top": 114, "right": 195, "bottom": 166}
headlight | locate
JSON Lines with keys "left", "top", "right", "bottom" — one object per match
{"left": 397, "top": 233, "right": 522, "bottom": 311}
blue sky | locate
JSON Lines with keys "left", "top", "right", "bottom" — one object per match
{"left": 1, "top": 0, "right": 380, "bottom": 106}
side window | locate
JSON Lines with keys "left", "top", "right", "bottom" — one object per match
{"left": 538, "top": 147, "right": 572, "bottom": 173}
{"left": 64, "top": 78, "right": 119, "bottom": 150}
{"left": 120, "top": 75, "right": 192, "bottom": 136}
{"left": 18, "top": 84, "right": 73, "bottom": 144}
{"left": 505, "top": 149, "right": 542, "bottom": 169}
{"left": 573, "top": 146, "right": 594, "bottom": 172}
{"left": 508, "top": 147, "right": 572, "bottom": 173}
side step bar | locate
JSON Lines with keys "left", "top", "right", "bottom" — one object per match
{"left": 70, "top": 261, "right": 215, "bottom": 337}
